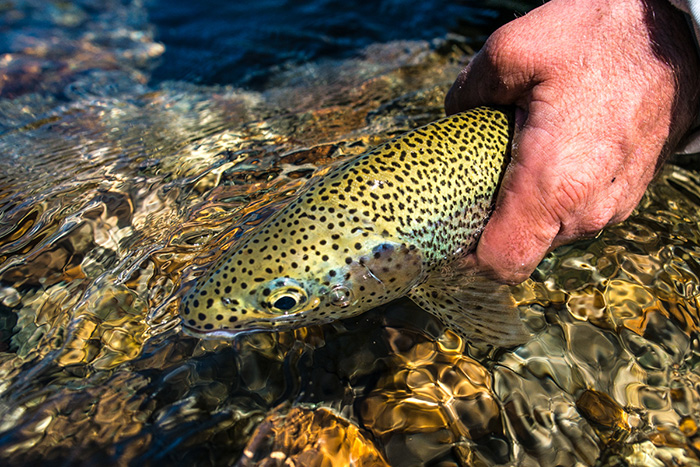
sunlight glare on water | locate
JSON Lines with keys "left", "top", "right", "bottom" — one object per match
{"left": 1, "top": 0, "right": 700, "bottom": 466}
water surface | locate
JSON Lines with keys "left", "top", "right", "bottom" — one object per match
{"left": 2, "top": 1, "right": 700, "bottom": 466}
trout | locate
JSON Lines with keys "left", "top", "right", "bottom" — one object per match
{"left": 180, "top": 107, "right": 529, "bottom": 346}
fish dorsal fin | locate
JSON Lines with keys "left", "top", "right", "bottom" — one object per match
{"left": 407, "top": 267, "right": 531, "bottom": 348}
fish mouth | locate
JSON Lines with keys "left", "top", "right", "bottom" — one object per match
{"left": 181, "top": 324, "right": 249, "bottom": 340}
{"left": 180, "top": 312, "right": 315, "bottom": 339}
{"left": 180, "top": 322, "right": 274, "bottom": 340}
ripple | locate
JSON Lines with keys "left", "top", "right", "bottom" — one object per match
{"left": 2, "top": 8, "right": 700, "bottom": 465}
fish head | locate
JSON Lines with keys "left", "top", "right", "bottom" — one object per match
{"left": 179, "top": 227, "right": 425, "bottom": 339}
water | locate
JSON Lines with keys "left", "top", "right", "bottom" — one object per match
{"left": 2, "top": 0, "right": 700, "bottom": 466}
{"left": 146, "top": 0, "right": 522, "bottom": 88}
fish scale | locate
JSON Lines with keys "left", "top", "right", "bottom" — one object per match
{"left": 180, "top": 107, "right": 530, "bottom": 346}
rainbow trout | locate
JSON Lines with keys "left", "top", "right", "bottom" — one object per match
{"left": 180, "top": 107, "right": 529, "bottom": 346}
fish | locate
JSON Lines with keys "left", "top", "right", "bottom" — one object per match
{"left": 180, "top": 106, "right": 530, "bottom": 346}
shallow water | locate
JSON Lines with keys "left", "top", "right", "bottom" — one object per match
{"left": 2, "top": 1, "right": 700, "bottom": 466}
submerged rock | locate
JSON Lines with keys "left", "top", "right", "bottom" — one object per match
{"left": 237, "top": 405, "right": 389, "bottom": 467}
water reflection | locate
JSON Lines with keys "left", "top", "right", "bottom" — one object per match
{"left": 2, "top": 0, "right": 700, "bottom": 466}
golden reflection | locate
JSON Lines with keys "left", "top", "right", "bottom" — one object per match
{"left": 3, "top": 5, "right": 700, "bottom": 464}
{"left": 362, "top": 326, "right": 502, "bottom": 462}
{"left": 238, "top": 405, "right": 389, "bottom": 467}
{"left": 576, "top": 389, "right": 630, "bottom": 444}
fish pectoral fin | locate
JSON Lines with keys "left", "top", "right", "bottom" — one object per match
{"left": 350, "top": 241, "right": 425, "bottom": 288}
{"left": 407, "top": 271, "right": 530, "bottom": 348}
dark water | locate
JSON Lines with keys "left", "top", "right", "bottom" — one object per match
{"left": 147, "top": 0, "right": 529, "bottom": 88}
{"left": 4, "top": 1, "right": 700, "bottom": 466}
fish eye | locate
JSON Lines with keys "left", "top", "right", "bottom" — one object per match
{"left": 259, "top": 278, "right": 309, "bottom": 314}
{"left": 273, "top": 296, "right": 297, "bottom": 311}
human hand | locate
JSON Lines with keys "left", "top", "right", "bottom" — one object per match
{"left": 446, "top": 0, "right": 700, "bottom": 283}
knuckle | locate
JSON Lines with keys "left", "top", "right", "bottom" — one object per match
{"left": 483, "top": 29, "right": 521, "bottom": 69}
{"left": 554, "top": 176, "right": 590, "bottom": 214}
{"left": 483, "top": 27, "right": 511, "bottom": 53}
{"left": 531, "top": 173, "right": 589, "bottom": 231}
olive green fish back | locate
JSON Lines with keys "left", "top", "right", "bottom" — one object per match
{"left": 344, "top": 106, "right": 512, "bottom": 265}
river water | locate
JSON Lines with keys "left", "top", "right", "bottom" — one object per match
{"left": 1, "top": 0, "right": 700, "bottom": 466}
